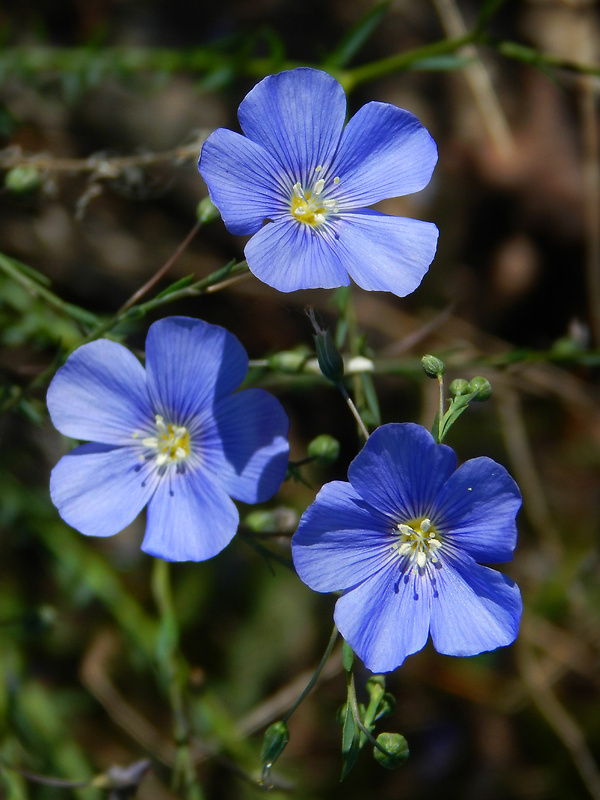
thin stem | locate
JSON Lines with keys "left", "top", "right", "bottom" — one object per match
{"left": 282, "top": 625, "right": 339, "bottom": 725}
{"left": 437, "top": 373, "right": 445, "bottom": 445}
{"left": 338, "top": 383, "right": 370, "bottom": 442}
{"left": 116, "top": 219, "right": 202, "bottom": 315}
{"left": 346, "top": 674, "right": 388, "bottom": 756}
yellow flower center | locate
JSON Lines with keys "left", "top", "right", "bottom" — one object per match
{"left": 392, "top": 517, "right": 442, "bottom": 572}
{"left": 290, "top": 167, "right": 339, "bottom": 228}
{"left": 140, "top": 414, "right": 190, "bottom": 467}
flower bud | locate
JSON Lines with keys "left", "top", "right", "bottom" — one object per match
{"left": 449, "top": 378, "right": 469, "bottom": 397}
{"left": 421, "top": 354, "right": 445, "bottom": 378}
{"left": 373, "top": 732, "right": 409, "bottom": 770}
{"left": 468, "top": 376, "right": 492, "bottom": 401}
{"left": 5, "top": 165, "right": 42, "bottom": 194}
{"left": 314, "top": 327, "right": 344, "bottom": 384}
{"left": 196, "top": 196, "right": 220, "bottom": 225}
{"left": 260, "top": 721, "right": 289, "bottom": 768}
{"left": 308, "top": 434, "right": 340, "bottom": 466}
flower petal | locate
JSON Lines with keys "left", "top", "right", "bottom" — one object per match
{"left": 145, "top": 317, "right": 248, "bottom": 424}
{"left": 292, "top": 481, "right": 396, "bottom": 593}
{"left": 50, "top": 443, "right": 158, "bottom": 537}
{"left": 199, "top": 128, "right": 289, "bottom": 235}
{"left": 348, "top": 424, "right": 456, "bottom": 521}
{"left": 429, "top": 553, "right": 522, "bottom": 656}
{"left": 47, "top": 339, "right": 152, "bottom": 445}
{"left": 334, "top": 564, "right": 432, "bottom": 673}
{"left": 434, "top": 457, "right": 522, "bottom": 562}
{"left": 238, "top": 68, "right": 346, "bottom": 185}
{"left": 200, "top": 388, "right": 289, "bottom": 503}
{"left": 244, "top": 217, "right": 350, "bottom": 291}
{"left": 335, "top": 210, "right": 439, "bottom": 296}
{"left": 142, "top": 466, "right": 239, "bottom": 562}
{"left": 332, "top": 102, "right": 438, "bottom": 208}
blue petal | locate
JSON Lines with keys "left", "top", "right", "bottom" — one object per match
{"left": 334, "top": 563, "right": 432, "bottom": 673}
{"left": 199, "top": 128, "right": 289, "bottom": 235}
{"left": 47, "top": 339, "right": 153, "bottom": 445}
{"left": 335, "top": 210, "right": 439, "bottom": 296}
{"left": 50, "top": 443, "right": 158, "bottom": 537}
{"left": 238, "top": 68, "right": 346, "bottom": 185}
{"left": 434, "top": 457, "right": 522, "bottom": 563}
{"left": 244, "top": 217, "right": 350, "bottom": 291}
{"left": 429, "top": 553, "right": 522, "bottom": 656}
{"left": 142, "top": 466, "right": 239, "bottom": 562}
{"left": 201, "top": 388, "right": 289, "bottom": 503}
{"left": 331, "top": 102, "right": 438, "bottom": 208}
{"left": 292, "top": 480, "right": 397, "bottom": 593}
{"left": 348, "top": 424, "right": 456, "bottom": 521}
{"left": 145, "top": 317, "right": 248, "bottom": 424}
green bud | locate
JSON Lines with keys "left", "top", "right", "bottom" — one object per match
{"left": 366, "top": 675, "right": 386, "bottom": 700}
{"left": 375, "top": 693, "right": 397, "bottom": 721}
{"left": 307, "top": 434, "right": 340, "bottom": 466}
{"left": 373, "top": 732, "right": 409, "bottom": 770}
{"left": 342, "top": 640, "right": 355, "bottom": 673}
{"left": 267, "top": 348, "right": 308, "bottom": 373}
{"left": 421, "top": 354, "right": 445, "bottom": 378}
{"left": 260, "top": 721, "right": 289, "bottom": 768}
{"left": 449, "top": 378, "right": 469, "bottom": 397}
{"left": 468, "top": 376, "right": 492, "bottom": 401}
{"left": 5, "top": 165, "right": 43, "bottom": 194}
{"left": 245, "top": 507, "right": 297, "bottom": 534}
{"left": 314, "top": 327, "right": 344, "bottom": 384}
{"left": 196, "top": 196, "right": 220, "bottom": 225}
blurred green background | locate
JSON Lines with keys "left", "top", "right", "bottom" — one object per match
{"left": 1, "top": 1, "right": 600, "bottom": 798}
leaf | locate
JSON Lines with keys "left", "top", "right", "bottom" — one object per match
{"left": 326, "top": 2, "right": 391, "bottom": 69}
{"left": 340, "top": 700, "right": 360, "bottom": 781}
{"left": 155, "top": 274, "right": 194, "bottom": 299}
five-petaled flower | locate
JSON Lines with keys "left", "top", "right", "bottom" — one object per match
{"left": 292, "top": 423, "right": 522, "bottom": 673}
{"left": 47, "top": 317, "right": 289, "bottom": 562}
{"left": 199, "top": 67, "right": 439, "bottom": 296}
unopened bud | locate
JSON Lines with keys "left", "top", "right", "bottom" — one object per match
{"left": 309, "top": 311, "right": 344, "bottom": 384}
{"left": 196, "top": 196, "right": 220, "bottom": 225}
{"left": 260, "top": 721, "right": 289, "bottom": 769}
{"left": 5, "top": 165, "right": 42, "bottom": 194}
{"left": 421, "top": 354, "right": 445, "bottom": 378}
{"left": 449, "top": 378, "right": 469, "bottom": 397}
{"left": 468, "top": 376, "right": 492, "bottom": 401}
{"left": 307, "top": 434, "right": 340, "bottom": 466}
{"left": 373, "top": 732, "right": 409, "bottom": 770}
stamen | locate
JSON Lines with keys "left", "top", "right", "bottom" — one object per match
{"left": 333, "top": 176, "right": 340, "bottom": 184}
{"left": 392, "top": 517, "right": 442, "bottom": 574}
{"left": 137, "top": 414, "right": 191, "bottom": 471}
{"left": 293, "top": 182, "right": 304, "bottom": 199}
{"left": 313, "top": 178, "right": 325, "bottom": 195}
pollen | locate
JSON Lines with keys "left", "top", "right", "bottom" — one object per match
{"left": 141, "top": 414, "right": 191, "bottom": 468}
{"left": 290, "top": 173, "right": 338, "bottom": 228}
{"left": 392, "top": 517, "right": 442, "bottom": 573}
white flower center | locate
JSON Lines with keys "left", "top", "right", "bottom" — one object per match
{"left": 290, "top": 166, "right": 339, "bottom": 227}
{"left": 139, "top": 414, "right": 190, "bottom": 468}
{"left": 392, "top": 517, "right": 442, "bottom": 573}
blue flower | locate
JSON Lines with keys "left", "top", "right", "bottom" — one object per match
{"left": 292, "top": 423, "right": 522, "bottom": 673}
{"left": 47, "top": 317, "right": 290, "bottom": 562}
{"left": 198, "top": 68, "right": 439, "bottom": 296}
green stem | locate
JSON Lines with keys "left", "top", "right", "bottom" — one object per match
{"left": 152, "top": 560, "right": 203, "bottom": 800}
{"left": 282, "top": 625, "right": 339, "bottom": 725}
{"left": 346, "top": 674, "right": 389, "bottom": 756}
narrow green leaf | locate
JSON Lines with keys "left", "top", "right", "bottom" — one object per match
{"left": 155, "top": 274, "right": 194, "bottom": 299}
{"left": 340, "top": 701, "right": 360, "bottom": 780}
{"left": 326, "top": 2, "right": 391, "bottom": 69}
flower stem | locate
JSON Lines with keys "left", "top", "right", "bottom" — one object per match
{"left": 346, "top": 673, "right": 389, "bottom": 757}
{"left": 282, "top": 625, "right": 339, "bottom": 725}
{"left": 152, "top": 560, "right": 203, "bottom": 800}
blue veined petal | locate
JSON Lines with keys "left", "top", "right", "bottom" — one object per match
{"left": 434, "top": 457, "right": 522, "bottom": 563}
{"left": 145, "top": 317, "right": 248, "bottom": 424}
{"left": 335, "top": 210, "right": 439, "bottom": 296}
{"left": 334, "top": 563, "right": 432, "bottom": 673}
{"left": 199, "top": 128, "right": 289, "bottom": 235}
{"left": 200, "top": 388, "right": 289, "bottom": 503}
{"left": 292, "top": 480, "right": 397, "bottom": 593}
{"left": 429, "top": 552, "right": 522, "bottom": 656}
{"left": 142, "top": 465, "right": 239, "bottom": 562}
{"left": 331, "top": 102, "right": 438, "bottom": 208}
{"left": 238, "top": 68, "right": 346, "bottom": 186}
{"left": 348, "top": 424, "right": 457, "bottom": 521}
{"left": 244, "top": 217, "right": 350, "bottom": 292}
{"left": 47, "top": 339, "right": 153, "bottom": 445}
{"left": 50, "top": 443, "right": 158, "bottom": 537}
